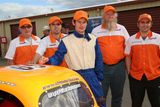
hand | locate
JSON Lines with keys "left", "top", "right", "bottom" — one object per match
{"left": 38, "top": 56, "right": 49, "bottom": 65}
{"left": 26, "top": 60, "right": 34, "bottom": 65}
{"left": 126, "top": 68, "right": 130, "bottom": 74}
{"left": 7, "top": 60, "right": 14, "bottom": 65}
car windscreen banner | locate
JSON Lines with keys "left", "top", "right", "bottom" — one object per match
{"left": 39, "top": 82, "right": 94, "bottom": 107}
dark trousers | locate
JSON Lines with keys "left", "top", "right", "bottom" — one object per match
{"left": 129, "top": 75, "right": 160, "bottom": 107}
{"left": 102, "top": 60, "right": 126, "bottom": 107}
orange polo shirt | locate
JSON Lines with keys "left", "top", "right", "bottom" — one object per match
{"left": 36, "top": 33, "right": 67, "bottom": 67}
{"left": 125, "top": 31, "right": 160, "bottom": 80}
{"left": 92, "top": 24, "right": 129, "bottom": 65}
{"left": 5, "top": 35, "right": 40, "bottom": 65}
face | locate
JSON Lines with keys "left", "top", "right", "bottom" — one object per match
{"left": 43, "top": 30, "right": 50, "bottom": 36}
{"left": 49, "top": 20, "right": 62, "bottom": 35}
{"left": 62, "top": 27, "right": 69, "bottom": 34}
{"left": 19, "top": 24, "right": 32, "bottom": 38}
{"left": 103, "top": 11, "right": 117, "bottom": 22}
{"left": 137, "top": 19, "right": 152, "bottom": 33}
{"left": 73, "top": 18, "right": 87, "bottom": 35}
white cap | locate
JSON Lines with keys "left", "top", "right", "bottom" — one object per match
{"left": 42, "top": 25, "right": 49, "bottom": 31}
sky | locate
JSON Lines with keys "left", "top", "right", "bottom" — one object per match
{"left": 0, "top": 0, "right": 131, "bottom": 21}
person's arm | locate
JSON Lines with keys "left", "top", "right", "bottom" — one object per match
{"left": 122, "top": 25, "right": 130, "bottom": 45}
{"left": 124, "top": 38, "right": 132, "bottom": 73}
{"left": 125, "top": 55, "right": 131, "bottom": 73}
{"left": 157, "top": 35, "right": 160, "bottom": 62}
{"left": 5, "top": 40, "right": 16, "bottom": 65}
{"left": 33, "top": 53, "right": 42, "bottom": 64}
{"left": 94, "top": 40, "right": 104, "bottom": 81}
{"left": 48, "top": 41, "right": 67, "bottom": 65}
{"left": 33, "top": 38, "right": 47, "bottom": 64}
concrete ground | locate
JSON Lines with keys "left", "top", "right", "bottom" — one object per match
{"left": 0, "top": 59, "right": 151, "bottom": 107}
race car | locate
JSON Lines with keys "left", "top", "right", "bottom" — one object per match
{"left": 0, "top": 65, "right": 99, "bottom": 107}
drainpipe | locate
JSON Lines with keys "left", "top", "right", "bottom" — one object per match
{"left": 1, "top": 21, "right": 7, "bottom": 59}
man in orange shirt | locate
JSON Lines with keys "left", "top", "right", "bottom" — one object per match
{"left": 5, "top": 18, "right": 40, "bottom": 65}
{"left": 125, "top": 13, "right": 160, "bottom": 107}
{"left": 33, "top": 16, "right": 66, "bottom": 66}
{"left": 92, "top": 6, "right": 129, "bottom": 107}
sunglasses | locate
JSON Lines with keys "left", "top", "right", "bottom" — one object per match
{"left": 50, "top": 23, "right": 61, "bottom": 26}
{"left": 21, "top": 25, "right": 32, "bottom": 29}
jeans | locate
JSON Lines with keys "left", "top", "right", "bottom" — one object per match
{"left": 102, "top": 60, "right": 126, "bottom": 107}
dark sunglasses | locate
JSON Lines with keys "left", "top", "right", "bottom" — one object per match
{"left": 21, "top": 25, "right": 32, "bottom": 29}
{"left": 50, "top": 23, "right": 61, "bottom": 26}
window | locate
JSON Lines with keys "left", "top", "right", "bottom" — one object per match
{"left": 39, "top": 82, "right": 94, "bottom": 107}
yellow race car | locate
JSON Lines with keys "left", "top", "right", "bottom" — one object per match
{"left": 0, "top": 65, "right": 99, "bottom": 107}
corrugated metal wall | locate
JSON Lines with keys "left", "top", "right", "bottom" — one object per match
{"left": 118, "top": 6, "right": 160, "bottom": 36}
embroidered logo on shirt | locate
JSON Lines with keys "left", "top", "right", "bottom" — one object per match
{"left": 132, "top": 41, "right": 142, "bottom": 44}
{"left": 115, "top": 28, "right": 121, "bottom": 31}
{"left": 149, "top": 37, "right": 157, "bottom": 40}
{"left": 97, "top": 31, "right": 107, "bottom": 34}
{"left": 49, "top": 43, "right": 58, "bottom": 47}
{"left": 20, "top": 42, "right": 26, "bottom": 44}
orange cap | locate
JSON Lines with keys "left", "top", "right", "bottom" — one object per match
{"left": 138, "top": 13, "right": 152, "bottom": 22}
{"left": 19, "top": 18, "right": 32, "bottom": 27}
{"left": 73, "top": 10, "right": 88, "bottom": 21}
{"left": 103, "top": 5, "right": 116, "bottom": 13}
{"left": 49, "top": 16, "right": 62, "bottom": 24}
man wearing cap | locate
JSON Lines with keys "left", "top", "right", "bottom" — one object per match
{"left": 92, "top": 5, "right": 129, "bottom": 107}
{"left": 5, "top": 18, "right": 40, "bottom": 65}
{"left": 62, "top": 23, "right": 69, "bottom": 35}
{"left": 125, "top": 13, "right": 160, "bottom": 107}
{"left": 41, "top": 25, "right": 50, "bottom": 39}
{"left": 33, "top": 16, "right": 66, "bottom": 66}
{"left": 46, "top": 10, "right": 106, "bottom": 107}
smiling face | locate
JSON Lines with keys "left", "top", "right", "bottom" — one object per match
{"left": 49, "top": 20, "right": 62, "bottom": 35}
{"left": 73, "top": 18, "right": 87, "bottom": 35}
{"left": 137, "top": 18, "right": 152, "bottom": 33}
{"left": 19, "top": 24, "right": 33, "bottom": 38}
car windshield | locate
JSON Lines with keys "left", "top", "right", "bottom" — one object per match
{"left": 39, "top": 82, "right": 94, "bottom": 107}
